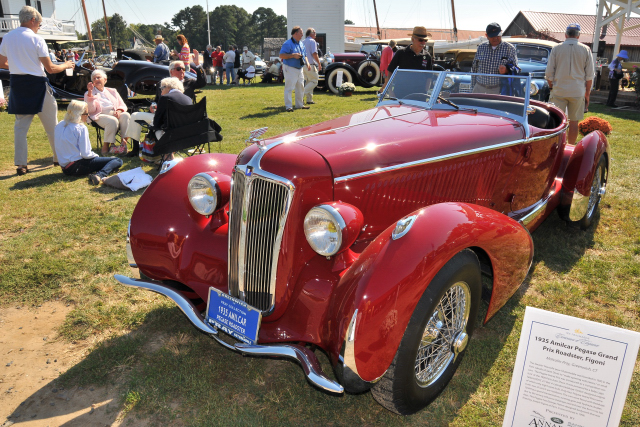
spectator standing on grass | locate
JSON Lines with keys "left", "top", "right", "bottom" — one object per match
{"left": 380, "top": 40, "right": 397, "bottom": 83}
{"left": 203, "top": 44, "right": 214, "bottom": 83}
{"left": 606, "top": 50, "right": 628, "bottom": 108}
{"left": 280, "top": 26, "right": 311, "bottom": 112}
{"left": 471, "top": 22, "right": 517, "bottom": 94}
{"left": 545, "top": 23, "right": 594, "bottom": 145}
{"left": 302, "top": 27, "right": 321, "bottom": 105}
{"left": 55, "top": 100, "right": 123, "bottom": 185}
{"left": 233, "top": 45, "right": 241, "bottom": 84}
{"left": 177, "top": 34, "right": 191, "bottom": 71}
{"left": 241, "top": 46, "right": 255, "bottom": 71}
{"left": 223, "top": 46, "right": 236, "bottom": 85}
{"left": 211, "top": 46, "right": 224, "bottom": 85}
{"left": 152, "top": 35, "right": 170, "bottom": 63}
{"left": 0, "top": 6, "right": 75, "bottom": 176}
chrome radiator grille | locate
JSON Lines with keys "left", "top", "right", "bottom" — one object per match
{"left": 228, "top": 168, "right": 292, "bottom": 312}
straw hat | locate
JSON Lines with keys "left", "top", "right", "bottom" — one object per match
{"left": 408, "top": 26, "right": 431, "bottom": 40}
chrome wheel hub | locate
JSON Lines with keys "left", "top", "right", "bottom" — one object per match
{"left": 586, "top": 165, "right": 606, "bottom": 218}
{"left": 415, "top": 281, "right": 471, "bottom": 387}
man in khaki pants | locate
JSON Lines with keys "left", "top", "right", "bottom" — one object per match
{"left": 545, "top": 23, "right": 594, "bottom": 145}
{"left": 303, "top": 28, "right": 322, "bottom": 104}
{"left": 0, "top": 6, "right": 74, "bottom": 175}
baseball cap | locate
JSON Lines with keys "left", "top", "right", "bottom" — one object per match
{"left": 243, "top": 46, "right": 248, "bottom": 51}
{"left": 486, "top": 22, "right": 503, "bottom": 38}
{"left": 566, "top": 23, "right": 581, "bottom": 32}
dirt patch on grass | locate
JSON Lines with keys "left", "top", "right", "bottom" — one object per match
{"left": 0, "top": 301, "right": 156, "bottom": 426}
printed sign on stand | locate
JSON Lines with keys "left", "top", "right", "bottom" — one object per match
{"left": 503, "top": 307, "right": 640, "bottom": 427}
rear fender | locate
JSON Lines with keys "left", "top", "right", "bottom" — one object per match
{"left": 559, "top": 131, "right": 610, "bottom": 218}
{"left": 327, "top": 202, "right": 533, "bottom": 386}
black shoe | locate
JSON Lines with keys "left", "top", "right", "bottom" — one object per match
{"left": 53, "top": 162, "right": 60, "bottom": 167}
{"left": 126, "top": 149, "right": 139, "bottom": 158}
{"left": 610, "top": 104, "right": 618, "bottom": 108}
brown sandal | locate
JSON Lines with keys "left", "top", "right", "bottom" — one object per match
{"left": 16, "top": 166, "right": 28, "bottom": 176}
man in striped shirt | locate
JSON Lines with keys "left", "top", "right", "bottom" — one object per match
{"left": 471, "top": 22, "right": 518, "bottom": 94}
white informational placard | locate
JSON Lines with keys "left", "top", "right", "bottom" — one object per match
{"left": 0, "top": 79, "right": 4, "bottom": 100}
{"left": 336, "top": 70, "right": 344, "bottom": 87}
{"left": 503, "top": 307, "right": 640, "bottom": 427}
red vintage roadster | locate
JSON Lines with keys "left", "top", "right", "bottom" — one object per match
{"left": 115, "top": 70, "right": 609, "bottom": 415}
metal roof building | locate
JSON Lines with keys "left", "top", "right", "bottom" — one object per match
{"left": 503, "top": 11, "right": 640, "bottom": 61}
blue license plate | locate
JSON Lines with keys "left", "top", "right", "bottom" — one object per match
{"left": 205, "top": 288, "right": 262, "bottom": 345}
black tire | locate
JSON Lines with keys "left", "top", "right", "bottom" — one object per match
{"left": 371, "top": 249, "right": 481, "bottom": 415}
{"left": 575, "top": 156, "right": 608, "bottom": 230}
{"left": 327, "top": 68, "right": 353, "bottom": 94}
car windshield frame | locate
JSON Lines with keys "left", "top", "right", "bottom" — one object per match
{"left": 378, "top": 69, "right": 534, "bottom": 138}
{"left": 360, "top": 44, "right": 379, "bottom": 56}
{"left": 512, "top": 43, "right": 551, "bottom": 64}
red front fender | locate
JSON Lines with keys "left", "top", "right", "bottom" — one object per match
{"left": 561, "top": 131, "right": 610, "bottom": 197}
{"left": 326, "top": 202, "right": 533, "bottom": 383}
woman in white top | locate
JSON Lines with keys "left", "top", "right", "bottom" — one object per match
{"left": 84, "top": 69, "right": 131, "bottom": 154}
{"left": 55, "top": 100, "right": 123, "bottom": 185}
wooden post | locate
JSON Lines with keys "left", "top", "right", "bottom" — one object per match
{"left": 101, "top": 0, "right": 113, "bottom": 53}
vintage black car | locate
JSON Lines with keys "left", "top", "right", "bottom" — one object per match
{"left": 1, "top": 56, "right": 196, "bottom": 102}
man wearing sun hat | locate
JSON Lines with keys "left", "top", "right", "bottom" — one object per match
{"left": 471, "top": 22, "right": 518, "bottom": 94}
{"left": 152, "top": 35, "right": 169, "bottom": 63}
{"left": 607, "top": 49, "right": 629, "bottom": 107}
{"left": 379, "top": 26, "right": 433, "bottom": 93}
{"left": 545, "top": 23, "right": 594, "bottom": 145}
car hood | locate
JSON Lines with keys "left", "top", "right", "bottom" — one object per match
{"left": 272, "top": 104, "right": 526, "bottom": 179}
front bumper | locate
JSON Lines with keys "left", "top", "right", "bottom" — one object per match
{"left": 113, "top": 274, "right": 344, "bottom": 394}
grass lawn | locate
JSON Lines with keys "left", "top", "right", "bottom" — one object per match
{"left": 0, "top": 84, "right": 638, "bottom": 426}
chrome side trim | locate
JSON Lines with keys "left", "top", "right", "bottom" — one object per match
{"left": 113, "top": 275, "right": 344, "bottom": 394}
{"left": 392, "top": 215, "right": 418, "bottom": 240}
{"left": 126, "top": 220, "right": 139, "bottom": 278}
{"left": 515, "top": 188, "right": 555, "bottom": 227}
{"left": 158, "top": 158, "right": 182, "bottom": 174}
{"left": 342, "top": 309, "right": 360, "bottom": 378}
{"left": 334, "top": 126, "right": 568, "bottom": 184}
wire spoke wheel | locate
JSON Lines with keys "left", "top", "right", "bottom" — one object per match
{"left": 415, "top": 281, "right": 471, "bottom": 387}
{"left": 586, "top": 162, "right": 606, "bottom": 219}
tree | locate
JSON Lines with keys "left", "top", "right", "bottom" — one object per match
{"left": 208, "top": 5, "right": 251, "bottom": 50}
{"left": 249, "top": 7, "right": 286, "bottom": 51}
{"left": 345, "top": 19, "right": 355, "bottom": 25}
{"left": 171, "top": 6, "right": 208, "bottom": 50}
{"left": 90, "top": 13, "right": 131, "bottom": 50}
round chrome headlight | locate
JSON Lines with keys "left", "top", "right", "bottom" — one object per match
{"left": 304, "top": 205, "right": 346, "bottom": 256}
{"left": 530, "top": 81, "right": 539, "bottom": 96}
{"left": 188, "top": 173, "right": 219, "bottom": 216}
{"left": 443, "top": 76, "right": 455, "bottom": 89}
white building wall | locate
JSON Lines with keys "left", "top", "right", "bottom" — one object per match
{"left": 287, "top": 0, "right": 345, "bottom": 53}
{"left": 5, "top": 0, "right": 55, "bottom": 17}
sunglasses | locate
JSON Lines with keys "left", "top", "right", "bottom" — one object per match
{"left": 174, "top": 67, "right": 185, "bottom": 71}
{"left": 415, "top": 37, "right": 428, "bottom": 43}
{"left": 160, "top": 85, "right": 167, "bottom": 90}
{"left": 81, "top": 112, "right": 89, "bottom": 116}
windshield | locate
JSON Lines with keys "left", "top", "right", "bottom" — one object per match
{"left": 378, "top": 69, "right": 533, "bottom": 126}
{"left": 360, "top": 44, "right": 379, "bottom": 56}
{"left": 512, "top": 44, "right": 551, "bottom": 63}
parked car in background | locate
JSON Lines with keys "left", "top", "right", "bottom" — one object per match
{"left": 319, "top": 38, "right": 435, "bottom": 94}
{"left": 441, "top": 38, "right": 557, "bottom": 101}
{"left": 115, "top": 69, "right": 609, "bottom": 415}
{"left": 254, "top": 56, "right": 266, "bottom": 74}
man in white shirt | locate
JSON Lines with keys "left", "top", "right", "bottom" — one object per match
{"left": 0, "top": 6, "right": 75, "bottom": 175}
{"left": 545, "top": 23, "right": 594, "bottom": 145}
{"left": 302, "top": 28, "right": 322, "bottom": 104}
{"left": 241, "top": 46, "right": 255, "bottom": 71}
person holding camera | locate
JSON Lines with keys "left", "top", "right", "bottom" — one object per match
{"left": 279, "top": 26, "right": 311, "bottom": 112}
{"left": 606, "top": 50, "right": 628, "bottom": 108}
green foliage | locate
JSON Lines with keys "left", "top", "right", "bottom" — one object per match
{"left": 171, "top": 6, "right": 208, "bottom": 51}
{"left": 90, "top": 13, "right": 130, "bottom": 49}
{"left": 345, "top": 19, "right": 355, "bottom": 25}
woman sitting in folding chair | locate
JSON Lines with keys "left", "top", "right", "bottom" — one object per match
{"left": 153, "top": 77, "right": 193, "bottom": 140}
{"left": 84, "top": 69, "right": 130, "bottom": 155}
{"left": 234, "top": 65, "right": 255, "bottom": 85}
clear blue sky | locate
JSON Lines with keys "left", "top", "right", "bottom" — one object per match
{"left": 55, "top": 0, "right": 611, "bottom": 36}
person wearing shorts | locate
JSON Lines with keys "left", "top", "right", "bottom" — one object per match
{"left": 545, "top": 23, "right": 594, "bottom": 144}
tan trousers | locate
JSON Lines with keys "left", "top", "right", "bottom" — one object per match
{"left": 303, "top": 65, "right": 319, "bottom": 102}
{"left": 93, "top": 112, "right": 131, "bottom": 144}
{"left": 13, "top": 86, "right": 58, "bottom": 165}
{"left": 472, "top": 83, "right": 501, "bottom": 95}
{"left": 124, "top": 111, "right": 154, "bottom": 141}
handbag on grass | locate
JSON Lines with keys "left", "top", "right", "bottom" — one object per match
{"left": 139, "top": 135, "right": 162, "bottom": 164}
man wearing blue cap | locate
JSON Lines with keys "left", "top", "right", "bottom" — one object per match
{"left": 545, "top": 23, "right": 594, "bottom": 145}
{"left": 607, "top": 49, "right": 629, "bottom": 107}
{"left": 471, "top": 22, "right": 517, "bottom": 94}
